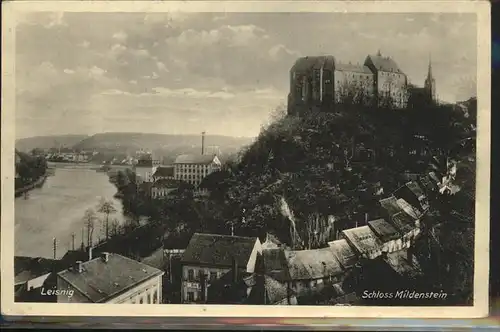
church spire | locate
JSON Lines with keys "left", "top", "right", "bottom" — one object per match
{"left": 427, "top": 54, "right": 433, "bottom": 80}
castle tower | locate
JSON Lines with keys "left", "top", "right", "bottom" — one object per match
{"left": 424, "top": 55, "right": 436, "bottom": 102}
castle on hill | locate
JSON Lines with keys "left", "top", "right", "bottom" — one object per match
{"left": 287, "top": 51, "right": 437, "bottom": 116}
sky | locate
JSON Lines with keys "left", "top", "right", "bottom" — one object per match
{"left": 15, "top": 12, "right": 477, "bottom": 139}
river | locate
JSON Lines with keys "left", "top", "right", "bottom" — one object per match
{"left": 15, "top": 166, "right": 129, "bottom": 259}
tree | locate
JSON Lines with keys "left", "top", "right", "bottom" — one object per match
{"left": 83, "top": 208, "right": 97, "bottom": 247}
{"left": 97, "top": 198, "right": 117, "bottom": 240}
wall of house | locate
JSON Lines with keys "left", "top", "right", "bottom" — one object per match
{"left": 135, "top": 166, "right": 158, "bottom": 183}
{"left": 334, "top": 70, "right": 375, "bottom": 104}
{"left": 246, "top": 241, "right": 263, "bottom": 273}
{"left": 27, "top": 273, "right": 51, "bottom": 291}
{"left": 151, "top": 187, "right": 177, "bottom": 199}
{"left": 181, "top": 265, "right": 231, "bottom": 303}
{"left": 290, "top": 274, "right": 344, "bottom": 297}
{"left": 376, "top": 71, "right": 408, "bottom": 108}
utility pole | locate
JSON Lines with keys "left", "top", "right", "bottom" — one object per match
{"left": 53, "top": 238, "right": 57, "bottom": 259}
{"left": 71, "top": 233, "right": 75, "bottom": 251}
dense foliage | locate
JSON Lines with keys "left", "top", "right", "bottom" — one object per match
{"left": 15, "top": 150, "right": 48, "bottom": 189}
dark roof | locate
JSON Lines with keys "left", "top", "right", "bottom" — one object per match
{"left": 181, "top": 233, "right": 259, "bottom": 268}
{"left": 261, "top": 249, "right": 290, "bottom": 282}
{"left": 284, "top": 248, "right": 343, "bottom": 280}
{"left": 364, "top": 54, "right": 404, "bottom": 73}
{"left": 393, "top": 185, "right": 424, "bottom": 214}
{"left": 391, "top": 211, "right": 417, "bottom": 234}
{"left": 198, "top": 170, "right": 229, "bottom": 190}
{"left": 342, "top": 226, "right": 383, "bottom": 257}
{"left": 141, "top": 247, "right": 166, "bottom": 270}
{"left": 57, "top": 253, "right": 164, "bottom": 303}
{"left": 335, "top": 62, "right": 373, "bottom": 74}
{"left": 291, "top": 56, "right": 336, "bottom": 73}
{"left": 153, "top": 166, "right": 174, "bottom": 177}
{"left": 136, "top": 159, "right": 153, "bottom": 167}
{"left": 153, "top": 179, "right": 183, "bottom": 188}
{"left": 14, "top": 256, "right": 59, "bottom": 285}
{"left": 368, "top": 219, "right": 401, "bottom": 242}
{"left": 328, "top": 239, "right": 358, "bottom": 269}
{"left": 379, "top": 196, "right": 404, "bottom": 217}
{"left": 174, "top": 154, "right": 219, "bottom": 164}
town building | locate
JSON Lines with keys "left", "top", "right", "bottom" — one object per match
{"left": 133, "top": 155, "right": 160, "bottom": 183}
{"left": 152, "top": 166, "right": 175, "bottom": 181}
{"left": 180, "top": 233, "right": 262, "bottom": 304}
{"left": 56, "top": 252, "right": 164, "bottom": 303}
{"left": 173, "top": 154, "right": 222, "bottom": 187}
{"left": 287, "top": 51, "right": 437, "bottom": 116}
{"left": 283, "top": 247, "right": 345, "bottom": 298}
{"left": 151, "top": 179, "right": 184, "bottom": 199}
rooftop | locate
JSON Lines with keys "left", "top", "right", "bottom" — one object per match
{"left": 365, "top": 54, "right": 404, "bottom": 73}
{"left": 367, "top": 218, "right": 401, "bottom": 243}
{"left": 153, "top": 166, "right": 174, "bottom": 178}
{"left": 181, "top": 233, "right": 259, "bottom": 268}
{"left": 327, "top": 239, "right": 358, "bottom": 269}
{"left": 379, "top": 196, "right": 404, "bottom": 217}
{"left": 57, "top": 253, "right": 164, "bottom": 303}
{"left": 152, "top": 179, "right": 183, "bottom": 188}
{"left": 14, "top": 256, "right": 59, "bottom": 285}
{"left": 284, "top": 247, "right": 343, "bottom": 281}
{"left": 341, "top": 226, "right": 384, "bottom": 257}
{"left": 391, "top": 211, "right": 417, "bottom": 234}
{"left": 174, "top": 154, "right": 219, "bottom": 165}
{"left": 336, "top": 62, "right": 373, "bottom": 74}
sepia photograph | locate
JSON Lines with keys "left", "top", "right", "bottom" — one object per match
{"left": 1, "top": 0, "right": 490, "bottom": 319}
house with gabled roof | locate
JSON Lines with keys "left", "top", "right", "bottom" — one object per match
{"left": 180, "top": 233, "right": 262, "bottom": 303}
{"left": 57, "top": 252, "right": 164, "bottom": 303}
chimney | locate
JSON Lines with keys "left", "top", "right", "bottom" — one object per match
{"left": 76, "top": 260, "right": 83, "bottom": 273}
{"left": 88, "top": 247, "right": 93, "bottom": 261}
{"left": 232, "top": 257, "right": 238, "bottom": 283}
{"left": 201, "top": 131, "right": 206, "bottom": 155}
{"left": 102, "top": 252, "right": 110, "bottom": 263}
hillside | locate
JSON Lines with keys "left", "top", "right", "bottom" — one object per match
{"left": 15, "top": 134, "right": 89, "bottom": 152}
{"left": 73, "top": 132, "right": 254, "bottom": 154}
{"left": 203, "top": 100, "right": 477, "bottom": 246}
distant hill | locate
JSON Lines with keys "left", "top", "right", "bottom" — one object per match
{"left": 15, "top": 134, "right": 89, "bottom": 152}
{"left": 73, "top": 132, "right": 255, "bottom": 155}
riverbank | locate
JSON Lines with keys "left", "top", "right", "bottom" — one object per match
{"left": 15, "top": 174, "right": 48, "bottom": 198}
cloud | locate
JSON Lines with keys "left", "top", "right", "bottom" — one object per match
{"left": 112, "top": 31, "right": 128, "bottom": 42}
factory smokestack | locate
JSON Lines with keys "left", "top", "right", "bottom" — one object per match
{"left": 201, "top": 131, "right": 206, "bottom": 155}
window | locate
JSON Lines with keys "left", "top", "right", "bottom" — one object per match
{"left": 187, "top": 292, "right": 195, "bottom": 302}
{"left": 153, "top": 290, "right": 158, "bottom": 304}
{"left": 147, "top": 293, "right": 151, "bottom": 304}
{"left": 140, "top": 298, "right": 143, "bottom": 304}
{"left": 188, "top": 269, "right": 195, "bottom": 281}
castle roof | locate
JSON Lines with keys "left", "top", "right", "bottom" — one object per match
{"left": 365, "top": 54, "right": 403, "bottom": 73}
{"left": 335, "top": 62, "right": 373, "bottom": 74}
{"left": 291, "top": 55, "right": 336, "bottom": 73}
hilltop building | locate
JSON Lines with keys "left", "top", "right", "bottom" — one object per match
{"left": 287, "top": 51, "right": 437, "bottom": 116}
